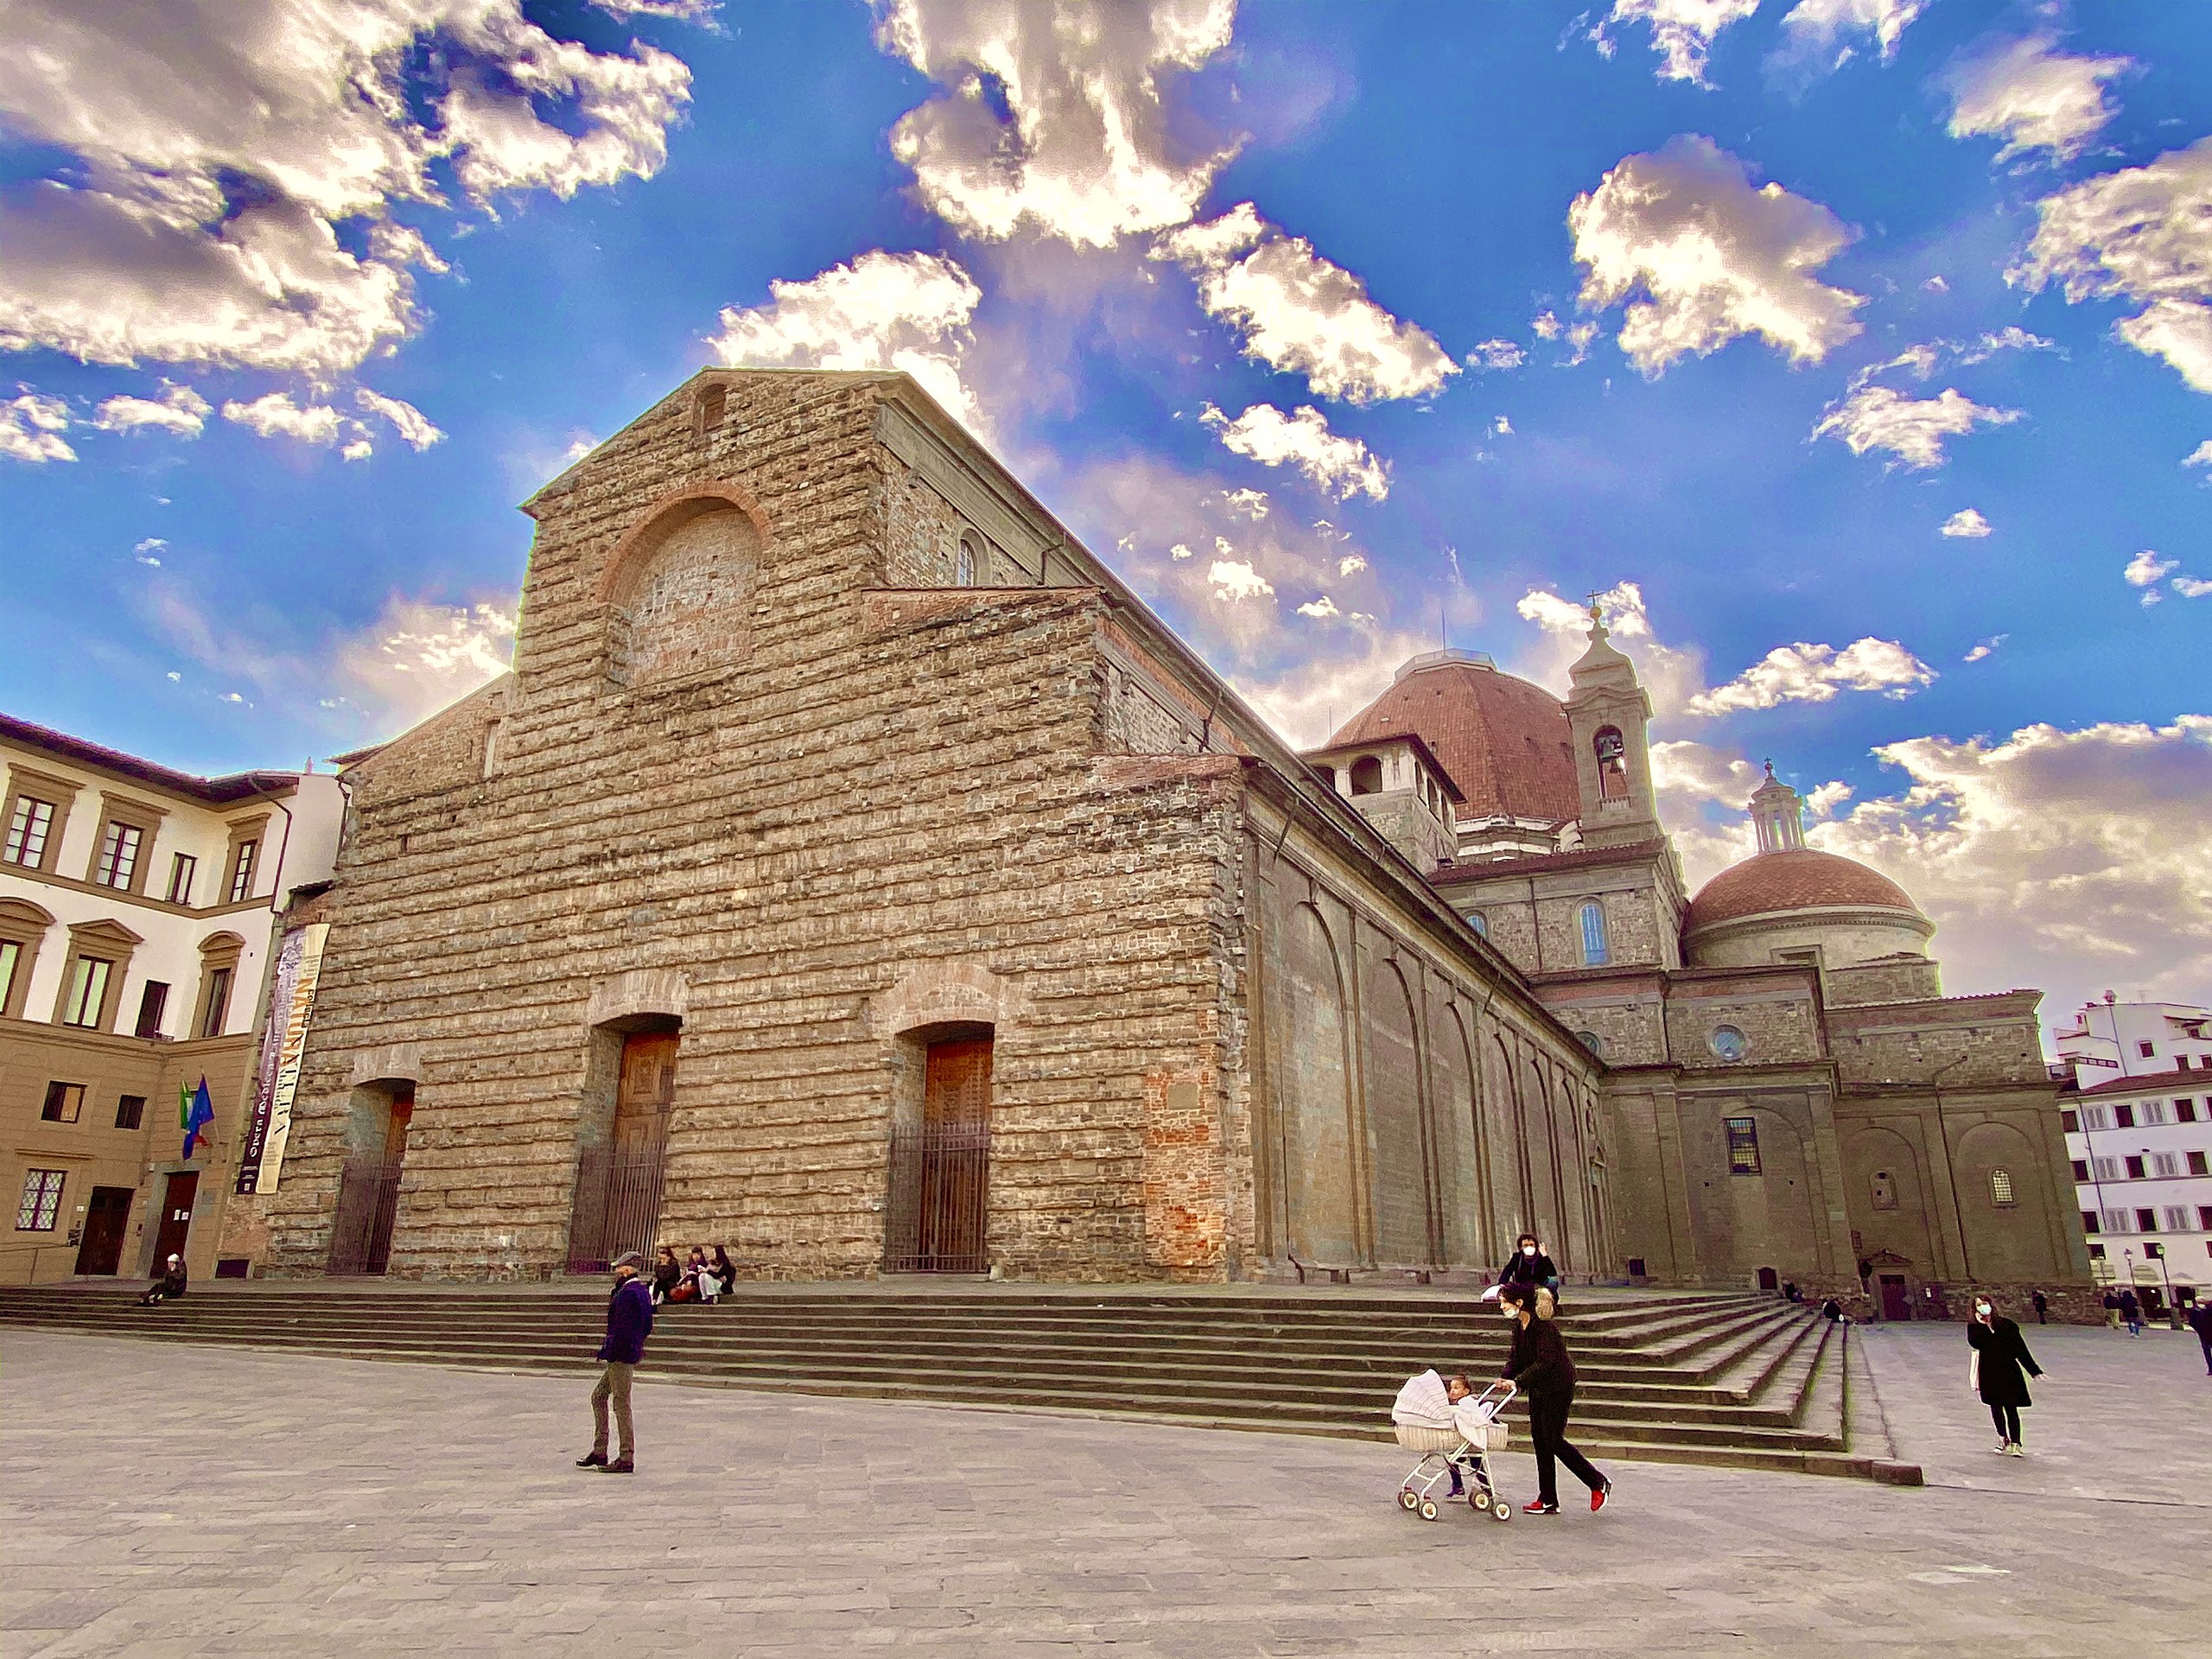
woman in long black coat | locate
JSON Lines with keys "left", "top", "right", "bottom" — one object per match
{"left": 1967, "top": 1295, "right": 2044, "bottom": 1456}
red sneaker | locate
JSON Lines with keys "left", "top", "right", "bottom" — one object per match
{"left": 1591, "top": 1478, "right": 1612, "bottom": 1513}
{"left": 1522, "top": 1498, "right": 1558, "bottom": 1515}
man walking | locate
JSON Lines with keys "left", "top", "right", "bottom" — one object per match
{"left": 2188, "top": 1300, "right": 2212, "bottom": 1376}
{"left": 579, "top": 1250, "right": 652, "bottom": 1474}
{"left": 2031, "top": 1289, "right": 2049, "bottom": 1325}
{"left": 2118, "top": 1287, "right": 2144, "bottom": 1338}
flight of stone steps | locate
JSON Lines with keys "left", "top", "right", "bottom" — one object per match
{"left": 0, "top": 1281, "right": 1903, "bottom": 1480}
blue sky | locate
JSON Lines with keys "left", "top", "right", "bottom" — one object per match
{"left": 2, "top": 0, "right": 2208, "bottom": 1020}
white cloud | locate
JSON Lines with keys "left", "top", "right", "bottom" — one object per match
{"left": 1940, "top": 507, "right": 1993, "bottom": 538}
{"left": 354, "top": 389, "right": 444, "bottom": 450}
{"left": 1600, "top": 0, "right": 1760, "bottom": 87}
{"left": 1569, "top": 137, "right": 1865, "bottom": 375}
{"left": 1945, "top": 35, "right": 2133, "bottom": 162}
{"left": 1775, "top": 0, "right": 1925, "bottom": 76}
{"left": 1466, "top": 338, "right": 1525, "bottom": 371}
{"left": 93, "top": 381, "right": 211, "bottom": 437}
{"left": 1170, "top": 542, "right": 1194, "bottom": 561}
{"left": 1958, "top": 325, "right": 2057, "bottom": 364}
{"left": 341, "top": 437, "right": 375, "bottom": 461}
{"left": 1296, "top": 594, "right": 1340, "bottom": 620}
{"left": 2175, "top": 575, "right": 2212, "bottom": 601}
{"left": 1517, "top": 582, "right": 1653, "bottom": 640}
{"left": 1207, "top": 557, "right": 1274, "bottom": 601}
{"left": 875, "top": 0, "right": 1237, "bottom": 249}
{"left": 221, "top": 391, "right": 346, "bottom": 445}
{"left": 2184, "top": 440, "right": 2212, "bottom": 470}
{"left": 1338, "top": 554, "right": 1367, "bottom": 576}
{"left": 707, "top": 249, "right": 983, "bottom": 427}
{"left": 2015, "top": 137, "right": 2212, "bottom": 392}
{"left": 0, "top": 390, "right": 74, "bottom": 462}
{"left": 1687, "top": 638, "right": 1936, "bottom": 715}
{"left": 1923, "top": 275, "right": 1948, "bottom": 294}
{"left": 1531, "top": 309, "right": 1599, "bottom": 365}
{"left": 334, "top": 598, "right": 518, "bottom": 730}
{"left": 1490, "top": 415, "right": 1512, "bottom": 437}
{"left": 1200, "top": 402, "right": 1389, "bottom": 500}
{"left": 1812, "top": 385, "right": 2021, "bottom": 469}
{"left": 1218, "top": 486, "right": 1269, "bottom": 519}
{"left": 133, "top": 537, "right": 166, "bottom": 566}
{"left": 1809, "top": 717, "right": 2212, "bottom": 1014}
{"left": 2123, "top": 550, "right": 2175, "bottom": 588}
{"left": 0, "top": 3, "right": 696, "bottom": 378}
{"left": 1156, "top": 204, "right": 1459, "bottom": 404}
{"left": 1963, "top": 634, "right": 2006, "bottom": 663}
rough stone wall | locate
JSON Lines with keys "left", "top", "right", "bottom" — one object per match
{"left": 1827, "top": 995, "right": 2048, "bottom": 1088}
{"left": 1537, "top": 978, "right": 1668, "bottom": 1066}
{"left": 1824, "top": 955, "right": 1942, "bottom": 1007}
{"left": 265, "top": 374, "right": 1247, "bottom": 1282}
{"left": 1662, "top": 975, "right": 1826, "bottom": 1069}
{"left": 1350, "top": 791, "right": 1452, "bottom": 874}
{"left": 1453, "top": 891, "right": 1539, "bottom": 975}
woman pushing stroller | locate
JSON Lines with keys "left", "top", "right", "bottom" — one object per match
{"left": 1497, "top": 1282, "right": 1611, "bottom": 1515}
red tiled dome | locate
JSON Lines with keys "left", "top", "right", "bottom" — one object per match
{"left": 1686, "top": 849, "right": 1919, "bottom": 931}
{"left": 1329, "top": 653, "right": 1578, "bottom": 823}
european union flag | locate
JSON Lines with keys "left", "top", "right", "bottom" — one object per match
{"left": 182, "top": 1076, "right": 215, "bottom": 1160}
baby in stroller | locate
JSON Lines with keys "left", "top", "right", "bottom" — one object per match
{"left": 1390, "top": 1369, "right": 1516, "bottom": 1522}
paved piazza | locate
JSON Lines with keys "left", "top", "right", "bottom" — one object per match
{"left": 3, "top": 1320, "right": 2207, "bottom": 1656}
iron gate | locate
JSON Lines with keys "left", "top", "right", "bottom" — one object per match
{"left": 565, "top": 1139, "right": 671, "bottom": 1274}
{"left": 883, "top": 1121, "right": 989, "bottom": 1274}
{"left": 328, "top": 1152, "right": 405, "bottom": 1274}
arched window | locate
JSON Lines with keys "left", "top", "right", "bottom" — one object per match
{"left": 955, "top": 530, "right": 985, "bottom": 587}
{"left": 1989, "top": 1167, "right": 2016, "bottom": 1207}
{"left": 1574, "top": 1030, "right": 1604, "bottom": 1058}
{"left": 693, "top": 383, "right": 726, "bottom": 437}
{"left": 1349, "top": 755, "right": 1383, "bottom": 796}
{"left": 1593, "top": 726, "right": 1627, "bottom": 801}
{"left": 1578, "top": 899, "right": 1609, "bottom": 965}
{"left": 1466, "top": 910, "right": 1487, "bottom": 938}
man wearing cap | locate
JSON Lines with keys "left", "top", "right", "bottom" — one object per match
{"left": 579, "top": 1251, "right": 653, "bottom": 1474}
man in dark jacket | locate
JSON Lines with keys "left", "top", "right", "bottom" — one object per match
{"left": 579, "top": 1251, "right": 653, "bottom": 1474}
{"left": 1497, "top": 1283, "right": 1611, "bottom": 1515}
{"left": 2118, "top": 1287, "right": 2144, "bottom": 1337}
{"left": 2187, "top": 1300, "right": 2212, "bottom": 1376}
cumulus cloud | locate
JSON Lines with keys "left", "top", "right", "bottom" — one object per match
{"left": 1517, "top": 582, "right": 1652, "bottom": 640}
{"left": 133, "top": 537, "right": 166, "bottom": 566}
{"left": 2014, "top": 137, "right": 2212, "bottom": 392}
{"left": 2185, "top": 439, "right": 2212, "bottom": 471}
{"left": 1512, "top": 580, "right": 1709, "bottom": 719}
{"left": 875, "top": 0, "right": 1237, "bottom": 249}
{"left": 1940, "top": 507, "right": 1993, "bottom": 538}
{"left": 707, "top": 249, "right": 984, "bottom": 426}
{"left": 1773, "top": 0, "right": 1924, "bottom": 78}
{"left": 93, "top": 381, "right": 212, "bottom": 437}
{"left": 0, "top": 390, "right": 75, "bottom": 462}
{"left": 1530, "top": 309, "right": 1599, "bottom": 365}
{"left": 0, "top": 2, "right": 694, "bottom": 378}
{"left": 2123, "top": 550, "right": 2175, "bottom": 589}
{"left": 1599, "top": 0, "right": 1760, "bottom": 87}
{"left": 1964, "top": 634, "right": 2007, "bottom": 663}
{"left": 1569, "top": 137, "right": 1865, "bottom": 375}
{"left": 333, "top": 597, "right": 518, "bottom": 731}
{"left": 1155, "top": 203, "right": 1459, "bottom": 403}
{"left": 1687, "top": 638, "right": 1936, "bottom": 715}
{"left": 1296, "top": 594, "right": 1340, "bottom": 620}
{"left": 1812, "top": 385, "right": 2021, "bottom": 469}
{"left": 354, "top": 389, "right": 444, "bottom": 450}
{"left": 1207, "top": 557, "right": 1274, "bottom": 601}
{"left": 221, "top": 391, "right": 346, "bottom": 445}
{"left": 1200, "top": 402, "right": 1389, "bottom": 500}
{"left": 1945, "top": 35, "right": 2133, "bottom": 162}
{"left": 2176, "top": 575, "right": 2212, "bottom": 601}
{"left": 1811, "top": 718, "right": 2212, "bottom": 1013}
{"left": 1466, "top": 338, "right": 1526, "bottom": 371}
{"left": 1218, "top": 486, "right": 1269, "bottom": 518}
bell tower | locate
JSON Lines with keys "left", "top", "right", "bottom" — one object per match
{"left": 1563, "top": 602, "right": 1663, "bottom": 851}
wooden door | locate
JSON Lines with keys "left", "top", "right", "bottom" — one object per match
{"left": 912, "top": 1038, "right": 991, "bottom": 1272}
{"left": 614, "top": 1032, "right": 678, "bottom": 1150}
{"left": 1879, "top": 1274, "right": 1911, "bottom": 1321}
{"left": 73, "top": 1185, "right": 134, "bottom": 1276}
{"left": 151, "top": 1171, "right": 198, "bottom": 1268}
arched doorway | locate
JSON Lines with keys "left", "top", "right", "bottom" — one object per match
{"left": 566, "top": 1019, "right": 680, "bottom": 1273}
{"left": 329, "top": 1082, "right": 414, "bottom": 1274}
{"left": 884, "top": 1024, "right": 993, "bottom": 1274}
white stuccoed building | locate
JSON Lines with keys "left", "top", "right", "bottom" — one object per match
{"left": 2056, "top": 996, "right": 2212, "bottom": 1316}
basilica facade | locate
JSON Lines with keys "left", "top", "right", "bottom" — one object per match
{"left": 257, "top": 367, "right": 2087, "bottom": 1311}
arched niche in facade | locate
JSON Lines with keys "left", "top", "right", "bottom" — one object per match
{"left": 599, "top": 485, "right": 770, "bottom": 689}
{"left": 1432, "top": 1001, "right": 1487, "bottom": 1268}
{"left": 1280, "top": 903, "right": 1358, "bottom": 1265}
{"left": 1363, "top": 955, "right": 1431, "bottom": 1268}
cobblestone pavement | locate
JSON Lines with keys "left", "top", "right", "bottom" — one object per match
{"left": 3, "top": 1324, "right": 2207, "bottom": 1656}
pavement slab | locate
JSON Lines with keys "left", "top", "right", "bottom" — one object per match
{"left": 3, "top": 1321, "right": 2208, "bottom": 1656}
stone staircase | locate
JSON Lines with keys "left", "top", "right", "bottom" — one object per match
{"left": 0, "top": 1281, "right": 1904, "bottom": 1480}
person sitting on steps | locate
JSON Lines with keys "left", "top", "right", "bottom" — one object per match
{"left": 137, "top": 1253, "right": 188, "bottom": 1306}
{"left": 1497, "top": 1234, "right": 1561, "bottom": 1307}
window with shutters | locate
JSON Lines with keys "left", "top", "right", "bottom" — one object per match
{"left": 41, "top": 1081, "right": 85, "bottom": 1122}
{"left": 2152, "top": 1152, "right": 2181, "bottom": 1179}
{"left": 2101, "top": 1209, "right": 2133, "bottom": 1233}
{"left": 2164, "top": 1206, "right": 2193, "bottom": 1233}
{"left": 2092, "top": 1155, "right": 2121, "bottom": 1182}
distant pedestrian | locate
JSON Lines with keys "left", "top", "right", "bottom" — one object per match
{"left": 2031, "top": 1289, "right": 2048, "bottom": 1325}
{"left": 710, "top": 1245, "right": 738, "bottom": 1294}
{"left": 1967, "top": 1297, "right": 2044, "bottom": 1458}
{"left": 579, "top": 1250, "right": 653, "bottom": 1475}
{"left": 1820, "top": 1298, "right": 1844, "bottom": 1325}
{"left": 137, "top": 1253, "right": 188, "bottom": 1306}
{"left": 1783, "top": 1281, "right": 1802, "bottom": 1304}
{"left": 651, "top": 1243, "right": 683, "bottom": 1306}
{"left": 2119, "top": 1287, "right": 2144, "bottom": 1337}
{"left": 2187, "top": 1302, "right": 2212, "bottom": 1376}
{"left": 1496, "top": 1282, "right": 1610, "bottom": 1515}
{"left": 2103, "top": 1290, "right": 2121, "bottom": 1331}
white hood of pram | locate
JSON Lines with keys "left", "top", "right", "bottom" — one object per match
{"left": 1390, "top": 1370, "right": 1456, "bottom": 1429}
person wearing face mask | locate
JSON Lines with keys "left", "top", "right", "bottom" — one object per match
{"left": 1967, "top": 1295, "right": 2044, "bottom": 1458}
{"left": 1497, "top": 1282, "right": 1611, "bottom": 1515}
{"left": 1497, "top": 1234, "right": 1560, "bottom": 1298}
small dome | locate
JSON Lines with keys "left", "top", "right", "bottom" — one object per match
{"left": 1329, "top": 651, "right": 1577, "bottom": 823}
{"left": 1686, "top": 849, "right": 1920, "bottom": 932}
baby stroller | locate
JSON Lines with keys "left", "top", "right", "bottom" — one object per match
{"left": 1390, "top": 1371, "right": 1516, "bottom": 1522}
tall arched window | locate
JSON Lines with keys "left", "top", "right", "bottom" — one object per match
{"left": 955, "top": 530, "right": 985, "bottom": 587}
{"left": 1349, "top": 755, "right": 1383, "bottom": 796}
{"left": 1578, "top": 900, "right": 1609, "bottom": 966}
{"left": 1465, "top": 910, "right": 1487, "bottom": 938}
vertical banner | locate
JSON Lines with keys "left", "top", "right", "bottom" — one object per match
{"left": 235, "top": 923, "right": 329, "bottom": 1195}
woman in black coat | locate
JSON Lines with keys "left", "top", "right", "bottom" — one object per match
{"left": 1497, "top": 1282, "right": 1611, "bottom": 1514}
{"left": 1497, "top": 1233, "right": 1560, "bottom": 1292}
{"left": 1967, "top": 1296, "right": 2044, "bottom": 1455}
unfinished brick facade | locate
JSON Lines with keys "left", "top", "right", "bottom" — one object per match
{"left": 262, "top": 371, "right": 1607, "bottom": 1285}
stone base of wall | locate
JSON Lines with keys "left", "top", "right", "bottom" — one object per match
{"left": 1784, "top": 1281, "right": 2109, "bottom": 1326}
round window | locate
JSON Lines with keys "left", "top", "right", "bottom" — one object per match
{"left": 1575, "top": 1030, "right": 1604, "bottom": 1058}
{"left": 1709, "top": 1025, "right": 1749, "bottom": 1062}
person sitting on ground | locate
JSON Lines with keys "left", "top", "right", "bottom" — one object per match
{"left": 1497, "top": 1234, "right": 1560, "bottom": 1297}
{"left": 1821, "top": 1298, "right": 1844, "bottom": 1325}
{"left": 711, "top": 1245, "right": 737, "bottom": 1296}
{"left": 137, "top": 1253, "right": 188, "bottom": 1306}
{"left": 650, "top": 1244, "right": 683, "bottom": 1306}
{"left": 694, "top": 1246, "right": 722, "bottom": 1304}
